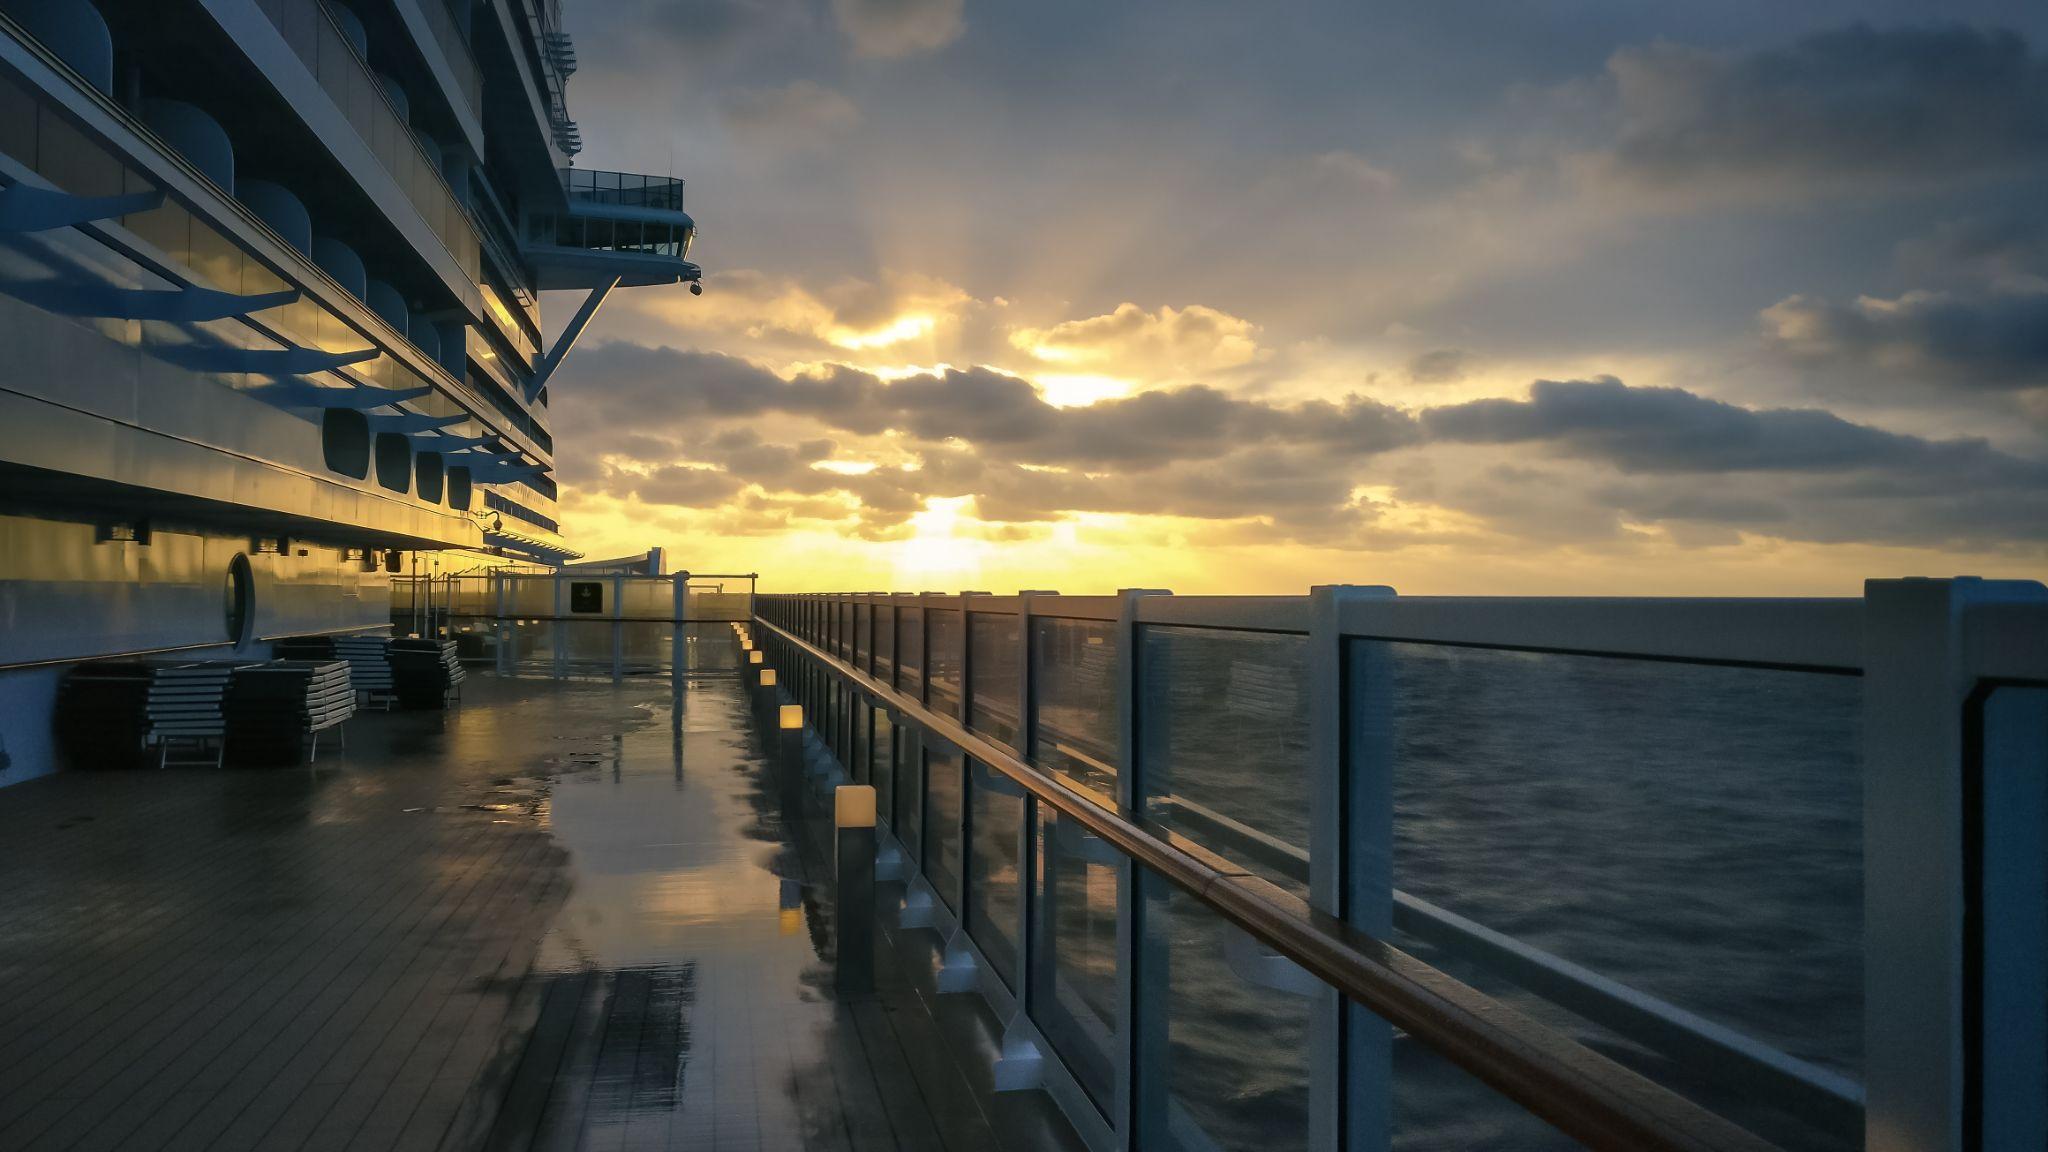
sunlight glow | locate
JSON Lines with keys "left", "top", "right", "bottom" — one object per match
{"left": 830, "top": 313, "right": 937, "bottom": 350}
{"left": 892, "top": 496, "right": 983, "bottom": 584}
{"left": 1035, "top": 373, "right": 1134, "bottom": 407}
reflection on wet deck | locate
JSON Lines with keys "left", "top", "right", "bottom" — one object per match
{"left": 0, "top": 674, "right": 1083, "bottom": 1152}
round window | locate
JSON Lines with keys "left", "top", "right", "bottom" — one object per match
{"left": 224, "top": 553, "right": 253, "bottom": 644}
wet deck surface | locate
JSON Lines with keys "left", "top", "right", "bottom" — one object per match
{"left": 0, "top": 673, "right": 1084, "bottom": 1152}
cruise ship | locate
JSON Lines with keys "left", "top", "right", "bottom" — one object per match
{"left": 0, "top": 4, "right": 2044, "bottom": 1152}
{"left": 0, "top": 0, "right": 695, "bottom": 780}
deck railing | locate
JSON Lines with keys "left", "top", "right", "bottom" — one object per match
{"left": 748, "top": 580, "right": 2048, "bottom": 1152}
{"left": 390, "top": 571, "right": 756, "bottom": 677}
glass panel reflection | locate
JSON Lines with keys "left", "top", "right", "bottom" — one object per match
{"left": 924, "top": 743, "right": 964, "bottom": 912}
{"left": 928, "top": 610, "right": 962, "bottom": 717}
{"left": 1031, "top": 618, "right": 1119, "bottom": 800}
{"left": 1032, "top": 806, "right": 1118, "bottom": 1114}
{"left": 873, "top": 707, "right": 894, "bottom": 832}
{"left": 966, "top": 759, "right": 1024, "bottom": 988}
{"left": 1141, "top": 627, "right": 1311, "bottom": 897}
{"left": 899, "top": 609, "right": 923, "bottom": 699}
{"left": 970, "top": 613, "right": 1021, "bottom": 745}
{"left": 1138, "top": 867, "right": 1312, "bottom": 1151}
{"left": 1365, "top": 640, "right": 1862, "bottom": 1148}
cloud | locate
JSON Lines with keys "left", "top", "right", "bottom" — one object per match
{"left": 1603, "top": 24, "right": 2048, "bottom": 197}
{"left": 1308, "top": 150, "right": 1399, "bottom": 193}
{"left": 1762, "top": 289, "right": 2048, "bottom": 391}
{"left": 554, "top": 342, "right": 2048, "bottom": 552}
{"left": 723, "top": 81, "right": 861, "bottom": 155}
{"left": 830, "top": 0, "right": 964, "bottom": 59}
{"left": 1407, "top": 348, "right": 1473, "bottom": 384}
{"left": 1010, "top": 303, "right": 1261, "bottom": 377}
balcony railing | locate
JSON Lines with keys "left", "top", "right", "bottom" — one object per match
{"left": 562, "top": 167, "right": 684, "bottom": 212}
{"left": 256, "top": 0, "right": 481, "bottom": 283}
{"left": 748, "top": 581, "right": 2048, "bottom": 1152}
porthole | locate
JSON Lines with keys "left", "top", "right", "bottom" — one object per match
{"left": 224, "top": 553, "right": 253, "bottom": 644}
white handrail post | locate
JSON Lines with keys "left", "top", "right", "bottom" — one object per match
{"left": 1864, "top": 576, "right": 2047, "bottom": 1152}
{"left": 1310, "top": 584, "right": 1396, "bottom": 1152}
{"left": 1116, "top": 587, "right": 1170, "bottom": 1151}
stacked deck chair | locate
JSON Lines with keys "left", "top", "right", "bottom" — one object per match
{"left": 388, "top": 638, "right": 464, "bottom": 709}
{"left": 144, "top": 660, "right": 250, "bottom": 767}
{"left": 224, "top": 660, "right": 355, "bottom": 765}
{"left": 55, "top": 661, "right": 155, "bottom": 768}
{"left": 335, "top": 634, "right": 396, "bottom": 703}
{"left": 275, "top": 633, "right": 395, "bottom": 705}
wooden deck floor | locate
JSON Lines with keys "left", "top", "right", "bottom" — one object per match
{"left": 0, "top": 674, "right": 1083, "bottom": 1152}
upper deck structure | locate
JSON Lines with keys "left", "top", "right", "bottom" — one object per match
{"left": 0, "top": 0, "right": 698, "bottom": 780}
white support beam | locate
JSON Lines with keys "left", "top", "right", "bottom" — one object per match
{"left": 525, "top": 274, "right": 620, "bottom": 401}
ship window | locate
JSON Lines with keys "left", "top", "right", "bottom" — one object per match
{"left": 225, "top": 554, "right": 253, "bottom": 645}
{"left": 374, "top": 432, "right": 411, "bottom": 493}
{"left": 322, "top": 409, "right": 370, "bottom": 478}
{"left": 446, "top": 465, "right": 472, "bottom": 511}
{"left": 415, "top": 450, "right": 444, "bottom": 503}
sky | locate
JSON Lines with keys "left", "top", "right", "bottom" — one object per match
{"left": 541, "top": 0, "right": 2048, "bottom": 595}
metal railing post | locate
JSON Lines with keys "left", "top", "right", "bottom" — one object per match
{"left": 1863, "top": 577, "right": 2046, "bottom": 1152}
{"left": 1311, "top": 584, "right": 1396, "bottom": 1152}
{"left": 610, "top": 574, "right": 624, "bottom": 681}
{"left": 1117, "top": 587, "right": 1170, "bottom": 1151}
{"left": 670, "top": 571, "right": 686, "bottom": 675}
{"left": 551, "top": 571, "right": 565, "bottom": 679}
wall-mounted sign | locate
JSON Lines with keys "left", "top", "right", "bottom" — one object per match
{"left": 570, "top": 581, "right": 605, "bottom": 614}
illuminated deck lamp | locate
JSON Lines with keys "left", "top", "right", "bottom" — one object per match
{"left": 777, "top": 703, "right": 806, "bottom": 805}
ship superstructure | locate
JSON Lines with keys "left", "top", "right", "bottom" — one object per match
{"left": 0, "top": 0, "right": 697, "bottom": 780}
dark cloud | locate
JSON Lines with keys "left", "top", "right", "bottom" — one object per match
{"left": 1423, "top": 376, "right": 2040, "bottom": 478}
{"left": 1763, "top": 289, "right": 2048, "bottom": 390}
{"left": 1896, "top": 213, "right": 2048, "bottom": 288}
{"left": 1607, "top": 24, "right": 2048, "bottom": 192}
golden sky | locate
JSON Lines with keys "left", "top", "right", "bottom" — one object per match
{"left": 542, "top": 3, "right": 2048, "bottom": 596}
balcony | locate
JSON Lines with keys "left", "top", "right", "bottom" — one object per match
{"left": 521, "top": 167, "right": 699, "bottom": 290}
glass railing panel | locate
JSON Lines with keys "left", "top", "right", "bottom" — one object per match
{"left": 1359, "top": 639, "right": 1862, "bottom": 1149}
{"left": 1137, "top": 866, "right": 1315, "bottom": 1152}
{"left": 1141, "top": 626, "right": 1311, "bottom": 898}
{"left": 966, "top": 758, "right": 1024, "bottom": 989}
{"left": 1030, "top": 618, "right": 1118, "bottom": 801}
{"left": 969, "top": 612, "right": 1020, "bottom": 745}
{"left": 853, "top": 603, "right": 869, "bottom": 666}
{"left": 898, "top": 608, "right": 923, "bottom": 699}
{"left": 620, "top": 578, "right": 671, "bottom": 619}
{"left": 927, "top": 608, "right": 962, "bottom": 716}
{"left": 894, "top": 726, "right": 923, "bottom": 865}
{"left": 617, "top": 622, "right": 672, "bottom": 675}
{"left": 873, "top": 706, "right": 895, "bottom": 829}
{"left": 1031, "top": 804, "right": 1118, "bottom": 1114}
{"left": 677, "top": 622, "right": 736, "bottom": 675}
{"left": 874, "top": 604, "right": 895, "bottom": 682}
{"left": 925, "top": 742, "right": 964, "bottom": 912}
{"left": 850, "top": 702, "right": 868, "bottom": 786}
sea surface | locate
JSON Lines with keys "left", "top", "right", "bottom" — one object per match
{"left": 1100, "top": 629, "right": 1864, "bottom": 1151}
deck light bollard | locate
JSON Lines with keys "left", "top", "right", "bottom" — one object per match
{"left": 833, "top": 784, "right": 877, "bottom": 994}
{"left": 756, "top": 667, "right": 778, "bottom": 725}
{"left": 779, "top": 703, "right": 806, "bottom": 810}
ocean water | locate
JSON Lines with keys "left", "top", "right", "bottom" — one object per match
{"left": 1067, "top": 628, "right": 1864, "bottom": 1151}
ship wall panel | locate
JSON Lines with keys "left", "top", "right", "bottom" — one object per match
{"left": 0, "top": 513, "right": 390, "bottom": 784}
